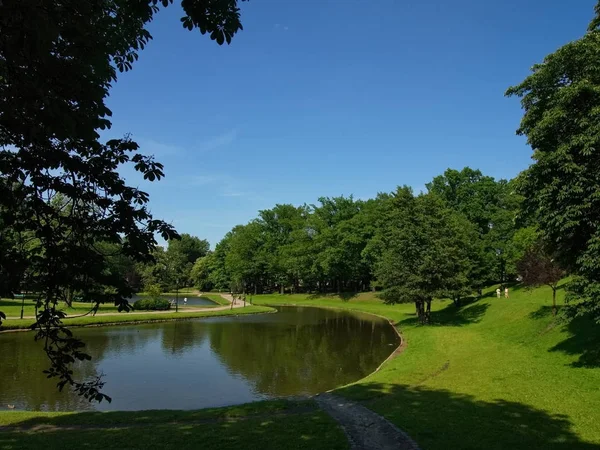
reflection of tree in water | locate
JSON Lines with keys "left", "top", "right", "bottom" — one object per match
{"left": 0, "top": 329, "right": 112, "bottom": 411}
{"left": 0, "top": 326, "right": 162, "bottom": 411}
{"left": 208, "top": 307, "right": 399, "bottom": 396}
{"left": 160, "top": 321, "right": 208, "bottom": 355}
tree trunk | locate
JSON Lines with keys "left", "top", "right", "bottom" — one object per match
{"left": 552, "top": 286, "right": 557, "bottom": 316}
{"left": 280, "top": 284, "right": 284, "bottom": 295}
{"left": 415, "top": 300, "right": 428, "bottom": 325}
{"left": 425, "top": 299, "right": 431, "bottom": 324}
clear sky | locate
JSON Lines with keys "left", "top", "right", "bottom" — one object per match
{"left": 105, "top": 0, "right": 597, "bottom": 247}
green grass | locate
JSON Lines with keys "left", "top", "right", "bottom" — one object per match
{"left": 253, "top": 283, "right": 600, "bottom": 450}
{"left": 0, "top": 306, "right": 274, "bottom": 330}
{"left": 0, "top": 400, "right": 348, "bottom": 450}
{"left": 0, "top": 298, "right": 119, "bottom": 318}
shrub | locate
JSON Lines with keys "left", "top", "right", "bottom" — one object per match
{"left": 133, "top": 298, "right": 171, "bottom": 311}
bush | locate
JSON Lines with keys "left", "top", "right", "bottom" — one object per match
{"left": 133, "top": 298, "right": 171, "bottom": 311}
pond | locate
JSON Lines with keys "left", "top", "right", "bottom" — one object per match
{"left": 130, "top": 295, "right": 217, "bottom": 307}
{"left": 0, "top": 307, "right": 399, "bottom": 411}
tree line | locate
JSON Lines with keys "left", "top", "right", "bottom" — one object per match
{"left": 189, "top": 168, "right": 541, "bottom": 324}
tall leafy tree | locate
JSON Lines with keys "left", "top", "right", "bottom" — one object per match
{"left": 0, "top": 0, "right": 246, "bottom": 400}
{"left": 506, "top": 7, "right": 600, "bottom": 323}
{"left": 166, "top": 234, "right": 210, "bottom": 286}
{"left": 376, "top": 188, "right": 476, "bottom": 324}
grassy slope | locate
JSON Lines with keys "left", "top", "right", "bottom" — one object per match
{"left": 0, "top": 306, "right": 273, "bottom": 330}
{"left": 0, "top": 400, "right": 348, "bottom": 450}
{"left": 253, "top": 284, "right": 600, "bottom": 450}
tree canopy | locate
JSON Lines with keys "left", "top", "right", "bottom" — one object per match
{"left": 506, "top": 14, "right": 600, "bottom": 323}
{"left": 0, "top": 0, "right": 246, "bottom": 401}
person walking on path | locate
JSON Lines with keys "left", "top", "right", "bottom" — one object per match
{"left": 496, "top": 288, "right": 501, "bottom": 298}
{"left": 504, "top": 288, "right": 509, "bottom": 299}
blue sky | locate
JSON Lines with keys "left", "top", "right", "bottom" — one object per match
{"left": 105, "top": 0, "right": 596, "bottom": 247}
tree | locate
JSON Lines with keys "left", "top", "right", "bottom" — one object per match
{"left": 426, "top": 169, "right": 522, "bottom": 292}
{"left": 0, "top": 0, "right": 247, "bottom": 401}
{"left": 166, "top": 234, "right": 210, "bottom": 286}
{"left": 506, "top": 8, "right": 600, "bottom": 323}
{"left": 191, "top": 253, "right": 215, "bottom": 292}
{"left": 375, "top": 188, "right": 476, "bottom": 324}
{"left": 517, "top": 242, "right": 565, "bottom": 316}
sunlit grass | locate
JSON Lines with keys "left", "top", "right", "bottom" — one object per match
{"left": 254, "top": 282, "right": 600, "bottom": 449}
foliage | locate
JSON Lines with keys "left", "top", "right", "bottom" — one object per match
{"left": 133, "top": 297, "right": 171, "bottom": 311}
{"left": 0, "top": 0, "right": 246, "bottom": 401}
{"left": 376, "top": 188, "right": 477, "bottom": 324}
{"left": 506, "top": 17, "right": 600, "bottom": 323}
{"left": 426, "top": 168, "right": 523, "bottom": 290}
{"left": 517, "top": 241, "right": 565, "bottom": 315}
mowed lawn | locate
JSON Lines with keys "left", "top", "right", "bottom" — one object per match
{"left": 0, "top": 400, "right": 348, "bottom": 450}
{"left": 254, "top": 283, "right": 600, "bottom": 450}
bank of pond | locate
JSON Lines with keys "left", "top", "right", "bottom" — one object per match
{"left": 0, "top": 306, "right": 399, "bottom": 411}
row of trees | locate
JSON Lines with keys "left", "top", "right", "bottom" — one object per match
{"left": 189, "top": 167, "right": 545, "bottom": 323}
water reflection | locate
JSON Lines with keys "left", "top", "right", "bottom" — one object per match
{"left": 0, "top": 307, "right": 399, "bottom": 411}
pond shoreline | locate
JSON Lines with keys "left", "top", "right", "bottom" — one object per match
{"left": 0, "top": 306, "right": 276, "bottom": 333}
{"left": 262, "top": 303, "right": 406, "bottom": 388}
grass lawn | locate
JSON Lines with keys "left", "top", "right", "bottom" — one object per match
{"left": 0, "top": 306, "right": 274, "bottom": 330}
{"left": 0, "top": 298, "right": 119, "bottom": 318}
{"left": 253, "top": 283, "right": 600, "bottom": 450}
{"left": 0, "top": 400, "right": 348, "bottom": 450}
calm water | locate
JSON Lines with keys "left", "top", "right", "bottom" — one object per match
{"left": 0, "top": 307, "right": 399, "bottom": 411}
{"left": 130, "top": 295, "right": 216, "bottom": 307}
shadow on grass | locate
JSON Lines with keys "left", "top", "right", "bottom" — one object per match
{"left": 526, "top": 305, "right": 600, "bottom": 368}
{"left": 337, "top": 382, "right": 600, "bottom": 450}
{"left": 399, "top": 302, "right": 490, "bottom": 327}
{"left": 550, "top": 314, "right": 600, "bottom": 368}
{"left": 0, "top": 401, "right": 347, "bottom": 450}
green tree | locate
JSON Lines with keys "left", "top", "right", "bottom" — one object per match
{"left": 191, "top": 253, "right": 215, "bottom": 291}
{"left": 506, "top": 8, "right": 600, "bottom": 323}
{"left": 427, "top": 169, "right": 521, "bottom": 291}
{"left": 166, "top": 234, "right": 210, "bottom": 286}
{"left": 517, "top": 242, "right": 565, "bottom": 316}
{"left": 0, "top": 0, "right": 247, "bottom": 400}
{"left": 376, "top": 188, "right": 476, "bottom": 324}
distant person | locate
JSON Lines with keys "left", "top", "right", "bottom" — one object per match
{"left": 496, "top": 288, "right": 501, "bottom": 298}
{"left": 184, "top": 297, "right": 187, "bottom": 304}
{"left": 504, "top": 288, "right": 509, "bottom": 299}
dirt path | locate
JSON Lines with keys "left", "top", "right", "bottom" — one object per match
{"left": 5, "top": 293, "right": 246, "bottom": 320}
{"left": 315, "top": 393, "right": 420, "bottom": 450}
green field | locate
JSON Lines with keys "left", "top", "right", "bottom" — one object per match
{"left": 251, "top": 283, "right": 600, "bottom": 450}
{"left": 1, "top": 283, "right": 598, "bottom": 449}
